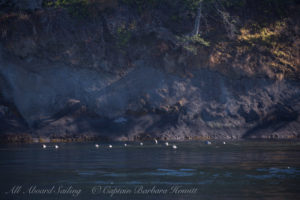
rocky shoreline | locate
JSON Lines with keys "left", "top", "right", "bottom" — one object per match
{"left": 0, "top": 0, "right": 299, "bottom": 142}
{"left": 1, "top": 131, "right": 299, "bottom": 144}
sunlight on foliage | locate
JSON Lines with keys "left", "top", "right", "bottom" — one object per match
{"left": 238, "top": 21, "right": 287, "bottom": 46}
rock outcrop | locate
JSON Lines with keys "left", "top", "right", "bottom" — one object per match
{"left": 0, "top": 0, "right": 299, "bottom": 142}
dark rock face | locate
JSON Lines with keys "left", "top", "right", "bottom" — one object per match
{"left": 0, "top": 0, "right": 42, "bottom": 11}
{"left": 0, "top": 61, "right": 299, "bottom": 141}
{"left": 0, "top": 1, "right": 299, "bottom": 142}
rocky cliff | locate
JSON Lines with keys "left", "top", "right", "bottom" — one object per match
{"left": 0, "top": 0, "right": 299, "bottom": 142}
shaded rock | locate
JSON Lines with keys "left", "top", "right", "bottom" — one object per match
{"left": 0, "top": 1, "right": 299, "bottom": 142}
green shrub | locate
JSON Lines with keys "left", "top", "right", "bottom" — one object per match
{"left": 43, "top": 0, "right": 90, "bottom": 17}
{"left": 179, "top": 34, "right": 210, "bottom": 47}
{"left": 116, "top": 26, "right": 132, "bottom": 49}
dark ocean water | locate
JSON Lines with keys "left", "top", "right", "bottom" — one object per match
{"left": 0, "top": 141, "right": 299, "bottom": 200}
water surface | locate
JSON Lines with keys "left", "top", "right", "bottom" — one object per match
{"left": 0, "top": 141, "right": 299, "bottom": 199}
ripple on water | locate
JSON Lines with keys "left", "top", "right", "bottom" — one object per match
{"left": 179, "top": 168, "right": 196, "bottom": 172}
{"left": 246, "top": 174, "right": 286, "bottom": 180}
{"left": 143, "top": 169, "right": 195, "bottom": 176}
{"left": 245, "top": 167, "right": 300, "bottom": 180}
{"left": 96, "top": 169, "right": 196, "bottom": 177}
{"left": 256, "top": 167, "right": 300, "bottom": 175}
{"left": 102, "top": 173, "right": 129, "bottom": 177}
{"left": 78, "top": 171, "right": 97, "bottom": 176}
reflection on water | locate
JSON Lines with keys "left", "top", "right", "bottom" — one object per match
{"left": 0, "top": 141, "right": 299, "bottom": 199}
